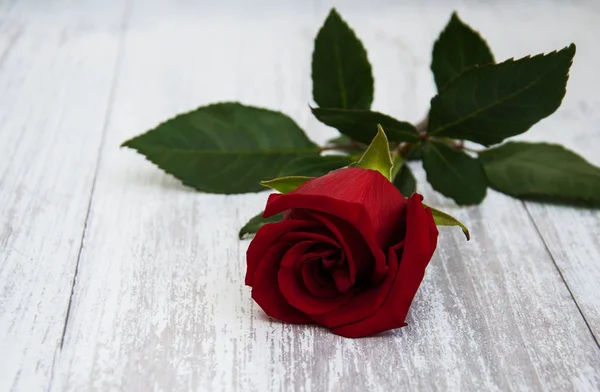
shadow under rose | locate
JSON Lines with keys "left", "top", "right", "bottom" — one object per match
{"left": 257, "top": 312, "right": 407, "bottom": 339}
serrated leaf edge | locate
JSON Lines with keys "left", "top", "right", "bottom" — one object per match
{"left": 428, "top": 44, "right": 576, "bottom": 138}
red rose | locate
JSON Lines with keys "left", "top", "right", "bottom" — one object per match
{"left": 245, "top": 167, "right": 439, "bottom": 338}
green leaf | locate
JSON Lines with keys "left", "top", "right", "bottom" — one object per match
{"left": 390, "top": 152, "right": 405, "bottom": 180}
{"left": 325, "top": 135, "right": 365, "bottom": 154}
{"left": 278, "top": 155, "right": 353, "bottom": 177}
{"left": 479, "top": 142, "right": 600, "bottom": 206}
{"left": 312, "top": 8, "right": 374, "bottom": 109}
{"left": 426, "top": 205, "right": 470, "bottom": 240}
{"left": 355, "top": 125, "right": 393, "bottom": 180}
{"left": 260, "top": 176, "right": 313, "bottom": 194}
{"left": 312, "top": 107, "right": 420, "bottom": 144}
{"left": 428, "top": 44, "right": 576, "bottom": 146}
{"left": 327, "top": 135, "right": 352, "bottom": 146}
{"left": 431, "top": 12, "right": 495, "bottom": 90}
{"left": 406, "top": 144, "right": 422, "bottom": 161}
{"left": 121, "top": 102, "right": 318, "bottom": 194}
{"left": 394, "top": 164, "right": 417, "bottom": 197}
{"left": 421, "top": 141, "right": 487, "bottom": 205}
{"left": 239, "top": 212, "right": 284, "bottom": 239}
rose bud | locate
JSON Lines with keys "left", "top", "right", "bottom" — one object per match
{"left": 245, "top": 167, "right": 438, "bottom": 338}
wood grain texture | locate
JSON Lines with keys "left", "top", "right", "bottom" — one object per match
{"left": 41, "top": 1, "right": 600, "bottom": 391}
{"left": 491, "top": 3, "right": 600, "bottom": 342}
{"left": 0, "top": 1, "right": 126, "bottom": 390}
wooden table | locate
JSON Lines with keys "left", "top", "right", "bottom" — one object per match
{"left": 1, "top": 0, "right": 599, "bottom": 390}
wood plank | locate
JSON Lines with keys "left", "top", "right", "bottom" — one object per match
{"left": 0, "top": 1, "right": 126, "bottom": 390}
{"left": 458, "top": 1, "right": 600, "bottom": 341}
{"left": 530, "top": 54, "right": 600, "bottom": 338}
{"left": 52, "top": 2, "right": 600, "bottom": 391}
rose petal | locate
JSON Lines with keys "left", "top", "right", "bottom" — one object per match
{"left": 330, "top": 269, "right": 353, "bottom": 293}
{"left": 331, "top": 194, "right": 439, "bottom": 338}
{"left": 265, "top": 168, "right": 407, "bottom": 248}
{"left": 279, "top": 242, "right": 352, "bottom": 315}
{"left": 287, "top": 210, "right": 373, "bottom": 294}
{"left": 264, "top": 168, "right": 407, "bottom": 282}
{"left": 304, "top": 211, "right": 375, "bottom": 284}
{"left": 245, "top": 219, "right": 317, "bottom": 286}
{"left": 280, "top": 229, "right": 339, "bottom": 249}
{"left": 309, "top": 241, "right": 402, "bottom": 329}
{"left": 301, "top": 259, "right": 339, "bottom": 298}
{"left": 250, "top": 242, "right": 311, "bottom": 323}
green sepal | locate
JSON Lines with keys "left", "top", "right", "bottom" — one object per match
{"left": 260, "top": 176, "right": 313, "bottom": 194}
{"left": 390, "top": 152, "right": 404, "bottom": 180}
{"left": 355, "top": 124, "right": 393, "bottom": 181}
{"left": 425, "top": 204, "right": 470, "bottom": 241}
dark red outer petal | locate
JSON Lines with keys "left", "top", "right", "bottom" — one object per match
{"left": 331, "top": 194, "right": 439, "bottom": 338}
{"left": 263, "top": 168, "right": 407, "bottom": 283}
{"left": 245, "top": 219, "right": 317, "bottom": 286}
{"left": 250, "top": 241, "right": 311, "bottom": 323}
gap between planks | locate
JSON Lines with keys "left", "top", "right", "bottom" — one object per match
{"left": 522, "top": 202, "right": 600, "bottom": 349}
{"left": 49, "top": 0, "right": 134, "bottom": 381}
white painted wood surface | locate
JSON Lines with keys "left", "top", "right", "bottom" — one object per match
{"left": 0, "top": 1, "right": 125, "bottom": 390}
{"left": 1, "top": 1, "right": 600, "bottom": 391}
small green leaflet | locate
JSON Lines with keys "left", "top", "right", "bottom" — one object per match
{"left": 394, "top": 164, "right": 417, "bottom": 197}
{"left": 426, "top": 205, "right": 470, "bottom": 240}
{"left": 428, "top": 44, "right": 576, "bottom": 146}
{"left": 239, "top": 212, "right": 284, "bottom": 239}
{"left": 421, "top": 141, "right": 487, "bottom": 205}
{"left": 312, "top": 107, "right": 420, "bottom": 144}
{"left": 431, "top": 12, "right": 495, "bottom": 90}
{"left": 260, "top": 176, "right": 313, "bottom": 194}
{"left": 479, "top": 142, "right": 600, "bottom": 206}
{"left": 390, "top": 152, "right": 405, "bottom": 180}
{"left": 121, "top": 102, "right": 318, "bottom": 194}
{"left": 355, "top": 125, "right": 393, "bottom": 180}
{"left": 278, "top": 155, "right": 353, "bottom": 177}
{"left": 312, "top": 8, "right": 374, "bottom": 109}
{"left": 391, "top": 153, "right": 417, "bottom": 196}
